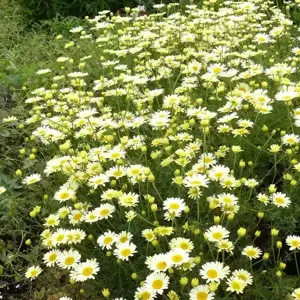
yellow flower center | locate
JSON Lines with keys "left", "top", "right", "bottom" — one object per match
{"left": 121, "top": 249, "right": 131, "bottom": 257}
{"left": 180, "top": 242, "right": 189, "bottom": 249}
{"left": 120, "top": 236, "right": 128, "bottom": 243}
{"left": 111, "top": 153, "right": 120, "bottom": 159}
{"left": 145, "top": 233, "right": 154, "bottom": 240}
{"left": 141, "top": 291, "right": 151, "bottom": 300}
{"left": 246, "top": 249, "right": 257, "bottom": 257}
{"left": 104, "top": 237, "right": 113, "bottom": 245}
{"left": 238, "top": 274, "right": 247, "bottom": 281}
{"left": 170, "top": 203, "right": 180, "bottom": 210}
{"left": 275, "top": 197, "right": 284, "bottom": 204}
{"left": 74, "top": 213, "right": 82, "bottom": 220}
{"left": 215, "top": 172, "right": 223, "bottom": 178}
{"left": 291, "top": 240, "right": 300, "bottom": 247}
{"left": 191, "top": 180, "right": 201, "bottom": 186}
{"left": 212, "top": 232, "right": 223, "bottom": 240}
{"left": 207, "top": 269, "right": 218, "bottom": 279}
{"left": 113, "top": 170, "right": 123, "bottom": 177}
{"left": 82, "top": 267, "right": 93, "bottom": 276}
{"left": 31, "top": 270, "right": 38, "bottom": 277}
{"left": 212, "top": 67, "right": 222, "bottom": 74}
{"left": 60, "top": 192, "right": 70, "bottom": 200}
{"left": 49, "top": 253, "right": 57, "bottom": 261}
{"left": 157, "top": 261, "right": 167, "bottom": 270}
{"left": 232, "top": 281, "right": 243, "bottom": 290}
{"left": 197, "top": 292, "right": 208, "bottom": 300}
{"left": 152, "top": 279, "right": 163, "bottom": 290}
{"left": 65, "top": 257, "right": 75, "bottom": 265}
{"left": 56, "top": 234, "right": 64, "bottom": 241}
{"left": 100, "top": 209, "right": 110, "bottom": 216}
{"left": 172, "top": 254, "right": 183, "bottom": 263}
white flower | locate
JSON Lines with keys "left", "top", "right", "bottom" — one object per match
{"left": 199, "top": 261, "right": 230, "bottom": 282}
{"left": 22, "top": 173, "right": 42, "bottom": 185}
{"left": 25, "top": 266, "right": 42, "bottom": 280}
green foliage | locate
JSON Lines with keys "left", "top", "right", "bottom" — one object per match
{"left": 17, "top": 0, "right": 157, "bottom": 23}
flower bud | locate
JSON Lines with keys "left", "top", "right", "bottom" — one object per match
{"left": 291, "top": 180, "right": 297, "bottom": 186}
{"left": 257, "top": 212, "right": 264, "bottom": 219}
{"left": 237, "top": 227, "right": 247, "bottom": 237}
{"left": 239, "top": 160, "right": 246, "bottom": 168}
{"left": 268, "top": 184, "right": 277, "bottom": 193}
{"left": 279, "top": 262, "right": 286, "bottom": 270}
{"left": 227, "top": 213, "right": 235, "bottom": 221}
{"left": 214, "top": 216, "right": 220, "bottom": 225}
{"left": 276, "top": 271, "right": 282, "bottom": 278}
{"left": 209, "top": 282, "right": 219, "bottom": 292}
{"left": 151, "top": 204, "right": 158, "bottom": 212}
{"left": 255, "top": 230, "right": 261, "bottom": 238}
{"left": 102, "top": 289, "right": 110, "bottom": 298}
{"left": 179, "top": 277, "right": 188, "bottom": 286}
{"left": 191, "top": 278, "right": 199, "bottom": 287}
{"left": 15, "top": 169, "right": 22, "bottom": 176}
{"left": 271, "top": 228, "right": 279, "bottom": 236}
{"left": 194, "top": 256, "right": 201, "bottom": 264}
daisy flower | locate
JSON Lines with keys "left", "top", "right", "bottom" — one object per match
{"left": 292, "top": 288, "right": 300, "bottom": 299}
{"left": 271, "top": 192, "right": 291, "bottom": 208}
{"left": 22, "top": 173, "right": 42, "bottom": 185}
{"left": 88, "top": 174, "right": 109, "bottom": 189}
{"left": 231, "top": 269, "right": 253, "bottom": 285}
{"left": 199, "top": 261, "right": 230, "bottom": 282}
{"left": 167, "top": 248, "right": 190, "bottom": 266}
{"left": 205, "top": 225, "right": 230, "bottom": 243}
{"left": 116, "top": 231, "right": 133, "bottom": 244}
{"left": 163, "top": 197, "right": 186, "bottom": 215}
{"left": 142, "top": 229, "right": 156, "bottom": 242}
{"left": 286, "top": 235, "right": 300, "bottom": 251}
{"left": 43, "top": 250, "right": 60, "bottom": 267}
{"left": 114, "top": 242, "right": 137, "bottom": 261}
{"left": 209, "top": 165, "right": 230, "bottom": 181}
{"left": 254, "top": 33, "right": 270, "bottom": 44}
{"left": 0, "top": 186, "right": 6, "bottom": 194}
{"left": 146, "top": 254, "right": 171, "bottom": 272}
{"left": 169, "top": 237, "right": 194, "bottom": 252}
{"left": 183, "top": 174, "right": 210, "bottom": 188}
{"left": 94, "top": 203, "right": 115, "bottom": 220}
{"left": 57, "top": 249, "right": 81, "bottom": 269}
{"left": 226, "top": 277, "right": 246, "bottom": 294}
{"left": 70, "top": 259, "right": 100, "bottom": 282}
{"left": 25, "top": 266, "right": 42, "bottom": 280}
{"left": 189, "top": 285, "right": 215, "bottom": 300}
{"left": 281, "top": 134, "right": 300, "bottom": 146}
{"left": 52, "top": 229, "right": 68, "bottom": 246}
{"left": 242, "top": 246, "right": 262, "bottom": 260}
{"left": 217, "top": 239, "right": 234, "bottom": 253}
{"left": 97, "top": 231, "right": 117, "bottom": 250}
{"left": 54, "top": 188, "right": 76, "bottom": 202}
{"left": 134, "top": 286, "right": 156, "bottom": 300}
{"left": 145, "top": 272, "right": 170, "bottom": 295}
{"left": 119, "top": 192, "right": 139, "bottom": 207}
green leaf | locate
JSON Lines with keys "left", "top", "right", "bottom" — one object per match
{"left": 0, "top": 249, "right": 6, "bottom": 262}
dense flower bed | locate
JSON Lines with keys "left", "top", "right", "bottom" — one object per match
{"left": 3, "top": 0, "right": 300, "bottom": 299}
